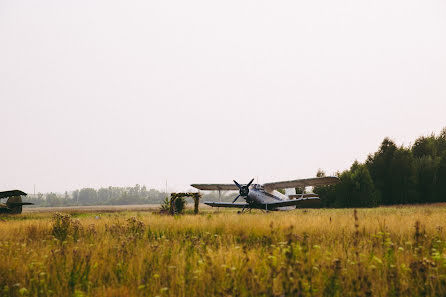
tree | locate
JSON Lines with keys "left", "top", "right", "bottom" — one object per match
{"left": 313, "top": 169, "right": 337, "bottom": 207}
{"left": 437, "top": 128, "right": 446, "bottom": 156}
{"left": 98, "top": 188, "right": 110, "bottom": 202}
{"left": 78, "top": 188, "right": 98, "bottom": 204}
{"left": 388, "top": 147, "right": 417, "bottom": 204}
{"left": 412, "top": 135, "right": 437, "bottom": 158}
{"left": 414, "top": 156, "right": 438, "bottom": 203}
{"left": 315, "top": 164, "right": 378, "bottom": 208}
{"left": 174, "top": 197, "right": 187, "bottom": 213}
{"left": 366, "top": 138, "right": 397, "bottom": 205}
{"left": 46, "top": 193, "right": 63, "bottom": 206}
{"left": 434, "top": 154, "right": 446, "bottom": 202}
{"left": 72, "top": 190, "right": 79, "bottom": 204}
{"left": 333, "top": 162, "right": 379, "bottom": 208}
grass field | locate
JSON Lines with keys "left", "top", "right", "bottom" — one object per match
{"left": 1, "top": 206, "right": 446, "bottom": 297}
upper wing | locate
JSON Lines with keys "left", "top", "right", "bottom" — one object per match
{"left": 191, "top": 184, "right": 239, "bottom": 191}
{"left": 263, "top": 176, "right": 339, "bottom": 190}
{"left": 204, "top": 201, "right": 248, "bottom": 208}
{"left": 0, "top": 190, "right": 27, "bottom": 199}
{"left": 266, "top": 197, "right": 320, "bottom": 208}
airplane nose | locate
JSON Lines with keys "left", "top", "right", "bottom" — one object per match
{"left": 232, "top": 178, "right": 254, "bottom": 203}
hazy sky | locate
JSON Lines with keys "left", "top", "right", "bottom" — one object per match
{"left": 1, "top": 0, "right": 446, "bottom": 193}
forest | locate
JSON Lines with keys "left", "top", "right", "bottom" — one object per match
{"left": 315, "top": 128, "right": 446, "bottom": 207}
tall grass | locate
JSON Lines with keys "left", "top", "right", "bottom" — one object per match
{"left": 0, "top": 207, "right": 445, "bottom": 296}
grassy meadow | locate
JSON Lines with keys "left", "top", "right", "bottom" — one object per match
{"left": 0, "top": 206, "right": 446, "bottom": 297}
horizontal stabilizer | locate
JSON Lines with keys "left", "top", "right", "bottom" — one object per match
{"left": 204, "top": 201, "right": 248, "bottom": 208}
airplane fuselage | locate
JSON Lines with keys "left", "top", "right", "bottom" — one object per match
{"left": 243, "top": 184, "right": 295, "bottom": 211}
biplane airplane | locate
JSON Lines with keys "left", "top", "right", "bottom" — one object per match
{"left": 191, "top": 176, "right": 339, "bottom": 212}
{"left": 0, "top": 190, "right": 33, "bottom": 214}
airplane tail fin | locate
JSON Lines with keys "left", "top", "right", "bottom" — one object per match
{"left": 284, "top": 188, "right": 296, "bottom": 198}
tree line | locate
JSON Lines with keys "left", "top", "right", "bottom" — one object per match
{"left": 315, "top": 128, "right": 446, "bottom": 207}
{"left": 27, "top": 185, "right": 167, "bottom": 207}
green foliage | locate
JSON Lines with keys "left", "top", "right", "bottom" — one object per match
{"left": 434, "top": 154, "right": 446, "bottom": 201}
{"left": 316, "top": 162, "right": 378, "bottom": 208}
{"left": 342, "top": 162, "right": 379, "bottom": 207}
{"left": 78, "top": 188, "right": 98, "bottom": 204}
{"left": 52, "top": 213, "right": 73, "bottom": 241}
{"left": 126, "top": 216, "right": 146, "bottom": 238}
{"left": 317, "top": 127, "right": 446, "bottom": 207}
{"left": 277, "top": 189, "right": 286, "bottom": 194}
{"left": 51, "top": 213, "right": 83, "bottom": 242}
{"left": 160, "top": 197, "right": 170, "bottom": 212}
{"left": 174, "top": 196, "right": 187, "bottom": 213}
{"left": 412, "top": 135, "right": 438, "bottom": 158}
{"left": 414, "top": 156, "right": 438, "bottom": 203}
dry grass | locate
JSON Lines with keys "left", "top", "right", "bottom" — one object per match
{"left": 0, "top": 206, "right": 445, "bottom": 296}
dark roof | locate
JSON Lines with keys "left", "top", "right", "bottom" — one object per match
{"left": 0, "top": 190, "right": 27, "bottom": 199}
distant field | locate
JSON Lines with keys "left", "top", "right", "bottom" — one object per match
{"left": 1, "top": 206, "right": 445, "bottom": 296}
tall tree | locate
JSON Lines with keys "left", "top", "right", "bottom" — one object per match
{"left": 388, "top": 147, "right": 417, "bottom": 204}
{"left": 78, "top": 188, "right": 98, "bottom": 204}
{"left": 412, "top": 135, "right": 437, "bottom": 158}
{"left": 434, "top": 153, "right": 446, "bottom": 202}
{"left": 414, "top": 156, "right": 437, "bottom": 203}
{"left": 334, "top": 162, "right": 379, "bottom": 207}
{"left": 366, "top": 138, "right": 397, "bottom": 205}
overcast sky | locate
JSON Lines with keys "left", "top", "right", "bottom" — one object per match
{"left": 1, "top": 0, "right": 446, "bottom": 194}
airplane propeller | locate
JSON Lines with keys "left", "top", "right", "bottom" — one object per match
{"left": 232, "top": 178, "right": 254, "bottom": 203}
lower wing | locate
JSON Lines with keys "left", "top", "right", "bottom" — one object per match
{"left": 266, "top": 197, "right": 320, "bottom": 208}
{"left": 7, "top": 202, "right": 34, "bottom": 207}
{"left": 204, "top": 201, "right": 249, "bottom": 208}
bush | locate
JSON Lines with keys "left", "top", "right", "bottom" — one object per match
{"left": 52, "top": 213, "right": 83, "bottom": 242}
{"left": 160, "top": 197, "right": 170, "bottom": 213}
{"left": 52, "top": 213, "right": 72, "bottom": 241}
{"left": 174, "top": 197, "right": 186, "bottom": 213}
